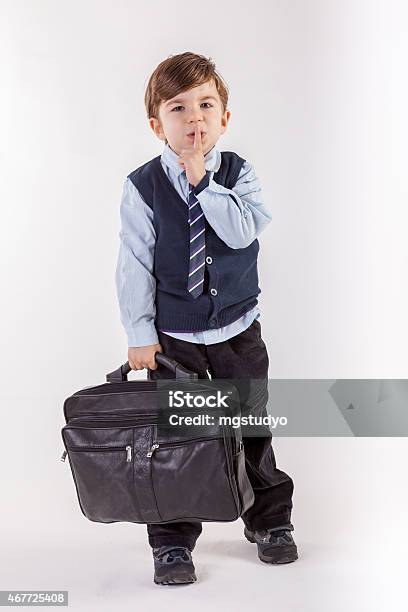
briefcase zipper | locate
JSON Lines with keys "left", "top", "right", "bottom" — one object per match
{"left": 60, "top": 445, "right": 132, "bottom": 462}
{"left": 66, "top": 411, "right": 224, "bottom": 429}
{"left": 69, "top": 413, "right": 158, "bottom": 420}
{"left": 62, "top": 444, "right": 132, "bottom": 454}
{"left": 145, "top": 435, "right": 224, "bottom": 458}
{"left": 146, "top": 443, "right": 160, "bottom": 457}
{"left": 68, "top": 414, "right": 158, "bottom": 426}
{"left": 72, "top": 384, "right": 159, "bottom": 396}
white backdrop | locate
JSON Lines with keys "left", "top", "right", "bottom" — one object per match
{"left": 1, "top": 1, "right": 407, "bottom": 609}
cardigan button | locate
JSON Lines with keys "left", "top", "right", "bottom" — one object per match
{"left": 210, "top": 288, "right": 218, "bottom": 296}
{"left": 206, "top": 256, "right": 213, "bottom": 265}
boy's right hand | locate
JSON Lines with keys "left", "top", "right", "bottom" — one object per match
{"left": 128, "top": 344, "right": 163, "bottom": 371}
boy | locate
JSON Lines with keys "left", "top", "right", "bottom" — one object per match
{"left": 115, "top": 52, "right": 297, "bottom": 585}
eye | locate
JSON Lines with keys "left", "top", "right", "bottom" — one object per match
{"left": 171, "top": 102, "right": 214, "bottom": 112}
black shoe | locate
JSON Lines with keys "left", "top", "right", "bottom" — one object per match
{"left": 153, "top": 545, "right": 197, "bottom": 585}
{"left": 244, "top": 524, "right": 298, "bottom": 564}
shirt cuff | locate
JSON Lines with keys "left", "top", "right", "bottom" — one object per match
{"left": 126, "top": 324, "right": 159, "bottom": 348}
{"left": 193, "top": 171, "right": 211, "bottom": 195}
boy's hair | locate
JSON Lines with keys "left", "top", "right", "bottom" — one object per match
{"left": 144, "top": 52, "right": 229, "bottom": 121}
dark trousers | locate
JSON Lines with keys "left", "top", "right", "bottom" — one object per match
{"left": 147, "top": 319, "right": 294, "bottom": 551}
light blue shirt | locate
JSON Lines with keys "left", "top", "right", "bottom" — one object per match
{"left": 115, "top": 142, "right": 272, "bottom": 347}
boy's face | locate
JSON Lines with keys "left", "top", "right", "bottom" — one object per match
{"left": 149, "top": 78, "right": 230, "bottom": 156}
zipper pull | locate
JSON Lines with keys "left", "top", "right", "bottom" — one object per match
{"left": 146, "top": 443, "right": 160, "bottom": 458}
{"left": 126, "top": 445, "right": 132, "bottom": 462}
{"left": 60, "top": 450, "right": 67, "bottom": 462}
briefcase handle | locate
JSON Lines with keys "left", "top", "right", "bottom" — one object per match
{"left": 106, "top": 352, "right": 198, "bottom": 383}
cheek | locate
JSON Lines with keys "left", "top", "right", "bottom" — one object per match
{"left": 162, "top": 113, "right": 176, "bottom": 126}
{"left": 207, "top": 112, "right": 222, "bottom": 126}
{"left": 168, "top": 118, "right": 183, "bottom": 135}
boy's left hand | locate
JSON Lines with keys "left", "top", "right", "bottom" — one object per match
{"left": 178, "top": 123, "right": 206, "bottom": 187}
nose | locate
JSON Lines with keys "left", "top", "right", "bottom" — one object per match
{"left": 188, "top": 119, "right": 204, "bottom": 134}
{"left": 187, "top": 107, "right": 204, "bottom": 123}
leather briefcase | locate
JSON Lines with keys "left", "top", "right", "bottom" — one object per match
{"left": 60, "top": 353, "right": 255, "bottom": 524}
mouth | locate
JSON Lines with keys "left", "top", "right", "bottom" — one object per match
{"left": 187, "top": 131, "right": 206, "bottom": 138}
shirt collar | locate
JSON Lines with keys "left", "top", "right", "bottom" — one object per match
{"left": 161, "top": 141, "right": 221, "bottom": 177}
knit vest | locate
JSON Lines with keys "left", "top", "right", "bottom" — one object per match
{"left": 127, "top": 151, "right": 261, "bottom": 332}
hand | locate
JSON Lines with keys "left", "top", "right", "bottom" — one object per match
{"left": 177, "top": 122, "right": 206, "bottom": 187}
{"left": 128, "top": 343, "right": 163, "bottom": 371}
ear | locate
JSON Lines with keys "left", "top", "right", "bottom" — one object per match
{"left": 149, "top": 117, "right": 166, "bottom": 142}
{"left": 220, "top": 109, "right": 231, "bottom": 135}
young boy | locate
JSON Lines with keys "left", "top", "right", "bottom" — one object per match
{"left": 115, "top": 51, "right": 297, "bottom": 585}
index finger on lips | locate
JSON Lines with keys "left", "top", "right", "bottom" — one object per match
{"left": 194, "top": 122, "right": 202, "bottom": 150}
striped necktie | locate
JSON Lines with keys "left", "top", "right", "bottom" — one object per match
{"left": 187, "top": 173, "right": 209, "bottom": 298}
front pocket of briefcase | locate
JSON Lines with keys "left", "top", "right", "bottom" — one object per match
{"left": 65, "top": 442, "right": 140, "bottom": 523}
{"left": 63, "top": 422, "right": 162, "bottom": 524}
{"left": 63, "top": 424, "right": 143, "bottom": 523}
{"left": 150, "top": 437, "right": 240, "bottom": 522}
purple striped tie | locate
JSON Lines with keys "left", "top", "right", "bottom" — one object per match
{"left": 187, "top": 176, "right": 208, "bottom": 298}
